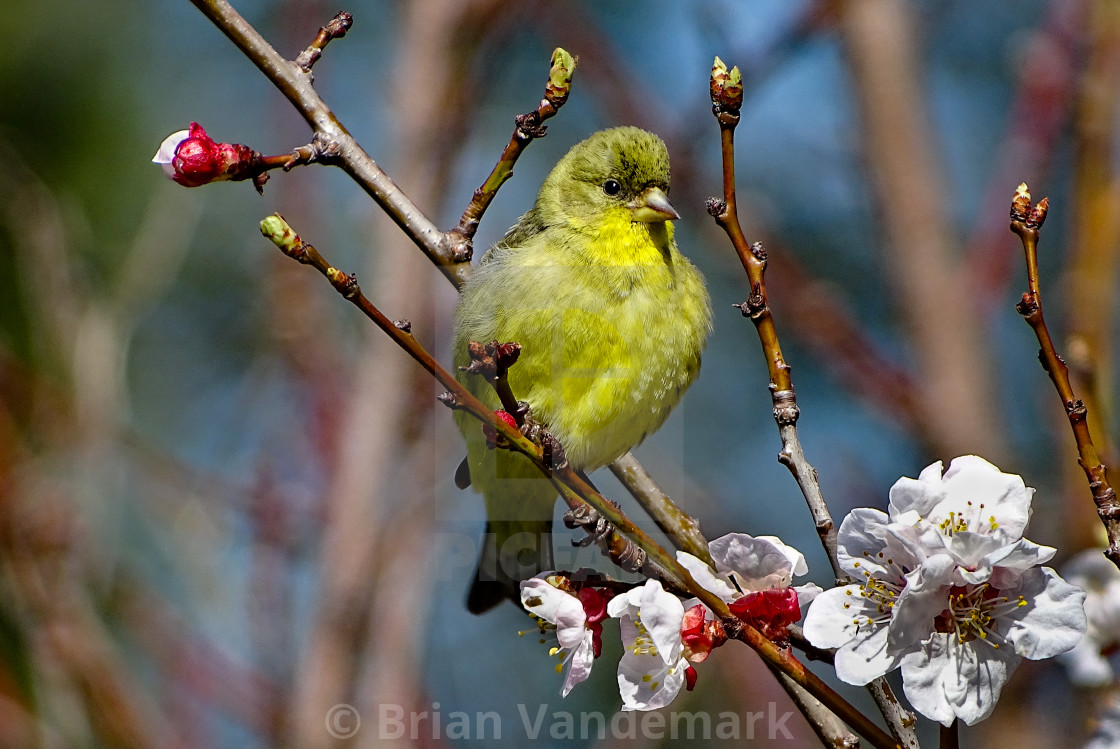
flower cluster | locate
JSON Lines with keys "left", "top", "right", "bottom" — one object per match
{"left": 521, "top": 533, "right": 814, "bottom": 710}
{"left": 804, "top": 456, "right": 1087, "bottom": 726}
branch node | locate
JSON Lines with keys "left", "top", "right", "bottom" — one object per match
{"left": 393, "top": 319, "right": 412, "bottom": 333}
{"left": 1015, "top": 292, "right": 1038, "bottom": 316}
{"left": 326, "top": 267, "right": 360, "bottom": 298}
{"left": 771, "top": 389, "right": 800, "bottom": 426}
{"left": 706, "top": 197, "right": 727, "bottom": 218}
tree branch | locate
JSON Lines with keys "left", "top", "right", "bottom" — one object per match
{"left": 1011, "top": 183, "right": 1120, "bottom": 569}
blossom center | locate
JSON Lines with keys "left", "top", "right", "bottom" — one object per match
{"left": 933, "top": 583, "right": 1026, "bottom": 647}
{"left": 845, "top": 553, "right": 907, "bottom": 628}
{"left": 935, "top": 501, "right": 1000, "bottom": 536}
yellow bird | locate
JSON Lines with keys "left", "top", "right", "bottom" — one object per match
{"left": 453, "top": 126, "right": 711, "bottom": 613}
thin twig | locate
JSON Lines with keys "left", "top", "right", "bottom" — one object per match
{"left": 444, "top": 47, "right": 576, "bottom": 262}
{"left": 709, "top": 56, "right": 916, "bottom": 749}
{"left": 293, "top": 11, "right": 352, "bottom": 73}
{"left": 609, "top": 451, "right": 712, "bottom": 565}
{"left": 1010, "top": 183, "right": 1120, "bottom": 569}
{"left": 707, "top": 57, "right": 839, "bottom": 580}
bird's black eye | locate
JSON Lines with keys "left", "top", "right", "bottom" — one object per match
{"left": 602, "top": 179, "right": 622, "bottom": 196}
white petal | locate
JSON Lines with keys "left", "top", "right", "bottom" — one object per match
{"left": 802, "top": 586, "right": 862, "bottom": 650}
{"left": 521, "top": 577, "right": 586, "bottom": 636}
{"left": 836, "top": 509, "right": 895, "bottom": 576}
{"left": 617, "top": 649, "right": 687, "bottom": 711}
{"left": 1002, "top": 566, "right": 1087, "bottom": 660}
{"left": 607, "top": 584, "right": 644, "bottom": 620}
{"left": 837, "top": 619, "right": 903, "bottom": 685}
{"left": 802, "top": 586, "right": 901, "bottom": 684}
{"left": 676, "top": 551, "right": 737, "bottom": 601}
{"left": 887, "top": 555, "right": 956, "bottom": 652}
{"left": 794, "top": 582, "right": 822, "bottom": 609}
{"left": 152, "top": 129, "right": 189, "bottom": 167}
{"left": 708, "top": 533, "right": 794, "bottom": 584}
{"left": 888, "top": 476, "right": 938, "bottom": 518}
{"left": 936, "top": 456, "right": 1033, "bottom": 542}
{"left": 560, "top": 633, "right": 595, "bottom": 697}
{"left": 755, "top": 534, "right": 810, "bottom": 577}
{"left": 900, "top": 633, "right": 1016, "bottom": 726}
{"left": 637, "top": 580, "right": 685, "bottom": 663}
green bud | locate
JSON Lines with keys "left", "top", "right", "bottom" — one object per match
{"left": 259, "top": 213, "right": 294, "bottom": 248}
{"left": 546, "top": 47, "right": 576, "bottom": 105}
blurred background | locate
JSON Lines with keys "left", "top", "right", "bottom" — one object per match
{"left": 0, "top": 0, "right": 1116, "bottom": 746}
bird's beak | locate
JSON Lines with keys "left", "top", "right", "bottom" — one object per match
{"left": 628, "top": 187, "right": 680, "bottom": 223}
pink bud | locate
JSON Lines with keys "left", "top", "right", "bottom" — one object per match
{"left": 152, "top": 122, "right": 257, "bottom": 187}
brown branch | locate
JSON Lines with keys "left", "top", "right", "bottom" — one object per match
{"left": 608, "top": 451, "right": 712, "bottom": 565}
{"left": 707, "top": 57, "right": 837, "bottom": 578}
{"left": 444, "top": 47, "right": 576, "bottom": 262}
{"left": 1011, "top": 183, "right": 1120, "bottom": 569}
{"left": 187, "top": 0, "right": 463, "bottom": 285}
{"left": 710, "top": 56, "right": 917, "bottom": 749}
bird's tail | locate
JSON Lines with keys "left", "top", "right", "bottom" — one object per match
{"left": 467, "top": 518, "right": 554, "bottom": 614}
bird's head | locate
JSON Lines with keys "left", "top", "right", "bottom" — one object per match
{"left": 536, "top": 126, "right": 678, "bottom": 230}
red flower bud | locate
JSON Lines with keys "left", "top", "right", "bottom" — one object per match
{"left": 153, "top": 122, "right": 258, "bottom": 187}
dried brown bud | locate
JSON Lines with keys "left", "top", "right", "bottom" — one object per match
{"left": 1026, "top": 196, "right": 1049, "bottom": 230}
{"left": 493, "top": 341, "right": 521, "bottom": 370}
{"left": 461, "top": 340, "right": 497, "bottom": 378}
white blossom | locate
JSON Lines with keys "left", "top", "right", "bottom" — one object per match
{"left": 607, "top": 579, "right": 695, "bottom": 711}
{"left": 804, "top": 457, "right": 1088, "bottom": 725}
{"left": 521, "top": 575, "right": 607, "bottom": 697}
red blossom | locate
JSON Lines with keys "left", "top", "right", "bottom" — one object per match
{"left": 680, "top": 603, "right": 726, "bottom": 663}
{"left": 578, "top": 587, "right": 612, "bottom": 659}
{"left": 729, "top": 588, "right": 801, "bottom": 642}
